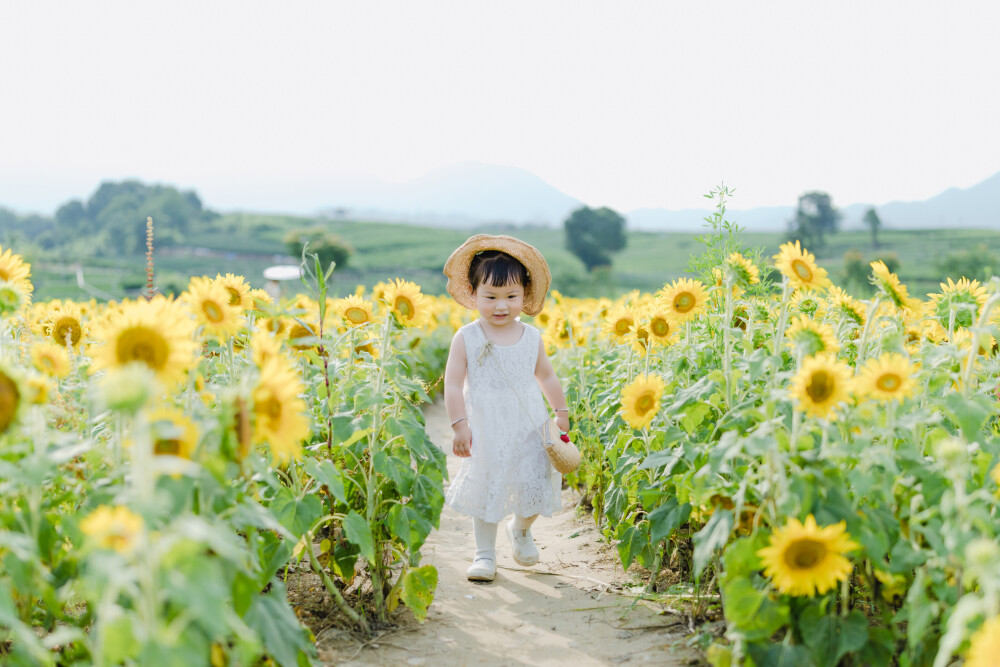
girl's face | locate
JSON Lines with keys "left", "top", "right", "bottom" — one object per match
{"left": 474, "top": 280, "right": 524, "bottom": 327}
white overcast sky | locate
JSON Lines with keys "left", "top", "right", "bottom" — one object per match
{"left": 1, "top": 1, "right": 998, "bottom": 215}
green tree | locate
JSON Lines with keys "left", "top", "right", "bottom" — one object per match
{"left": 285, "top": 228, "right": 353, "bottom": 272}
{"left": 863, "top": 207, "right": 882, "bottom": 248}
{"left": 787, "top": 191, "right": 841, "bottom": 250}
{"left": 937, "top": 244, "right": 997, "bottom": 282}
{"left": 563, "top": 206, "right": 626, "bottom": 271}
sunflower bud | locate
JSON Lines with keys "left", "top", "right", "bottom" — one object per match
{"left": 98, "top": 363, "right": 156, "bottom": 414}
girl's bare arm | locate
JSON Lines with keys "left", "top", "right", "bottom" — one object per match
{"left": 444, "top": 331, "right": 472, "bottom": 457}
{"left": 534, "top": 338, "right": 570, "bottom": 432}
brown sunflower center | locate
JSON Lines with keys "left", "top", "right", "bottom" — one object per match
{"left": 635, "top": 392, "right": 656, "bottom": 416}
{"left": 225, "top": 287, "right": 242, "bottom": 306}
{"left": 792, "top": 259, "right": 814, "bottom": 282}
{"left": 783, "top": 538, "right": 827, "bottom": 569}
{"left": 674, "top": 293, "right": 695, "bottom": 313}
{"left": 876, "top": 373, "right": 901, "bottom": 392}
{"left": 115, "top": 326, "right": 170, "bottom": 370}
{"left": 651, "top": 318, "right": 671, "bottom": 337}
{"left": 345, "top": 307, "right": 368, "bottom": 324}
{"left": 805, "top": 370, "right": 834, "bottom": 403}
{"left": 395, "top": 297, "right": 413, "bottom": 318}
{"left": 53, "top": 317, "right": 82, "bottom": 347}
{"left": 154, "top": 438, "right": 182, "bottom": 456}
{"left": 614, "top": 318, "right": 632, "bottom": 335}
{"left": 202, "top": 301, "right": 225, "bottom": 323}
{"left": 258, "top": 395, "right": 282, "bottom": 421}
{"left": 0, "top": 371, "right": 20, "bottom": 434}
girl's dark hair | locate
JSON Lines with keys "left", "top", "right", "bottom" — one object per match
{"left": 468, "top": 250, "right": 530, "bottom": 290}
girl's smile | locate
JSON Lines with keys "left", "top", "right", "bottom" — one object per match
{"left": 474, "top": 282, "right": 525, "bottom": 330}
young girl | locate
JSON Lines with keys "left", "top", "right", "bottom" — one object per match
{"left": 442, "top": 234, "right": 571, "bottom": 582}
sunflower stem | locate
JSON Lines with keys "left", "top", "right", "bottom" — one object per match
{"left": 960, "top": 290, "right": 1000, "bottom": 395}
{"left": 723, "top": 275, "right": 734, "bottom": 409}
{"left": 771, "top": 279, "right": 792, "bottom": 359}
{"left": 855, "top": 296, "right": 882, "bottom": 370}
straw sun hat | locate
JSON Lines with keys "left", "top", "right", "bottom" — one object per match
{"left": 443, "top": 234, "right": 551, "bottom": 316}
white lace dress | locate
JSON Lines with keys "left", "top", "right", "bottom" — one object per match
{"left": 445, "top": 320, "right": 561, "bottom": 523}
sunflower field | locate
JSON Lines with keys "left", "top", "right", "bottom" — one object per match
{"left": 2, "top": 189, "right": 1000, "bottom": 666}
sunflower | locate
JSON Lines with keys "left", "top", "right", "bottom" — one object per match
{"left": 250, "top": 329, "right": 284, "bottom": 367}
{"left": 80, "top": 505, "right": 144, "bottom": 554}
{"left": 30, "top": 342, "right": 71, "bottom": 378}
{"left": 870, "top": 261, "right": 919, "bottom": 312}
{"left": 856, "top": 353, "right": 916, "bottom": 403}
{"left": 184, "top": 276, "right": 245, "bottom": 339}
{"left": 789, "top": 353, "right": 852, "bottom": 420}
{"left": 925, "top": 276, "right": 988, "bottom": 331}
{"left": 658, "top": 278, "right": 708, "bottom": 322}
{"left": 0, "top": 279, "right": 29, "bottom": 317}
{"left": 723, "top": 252, "right": 760, "bottom": 288}
{"left": 148, "top": 406, "right": 199, "bottom": 459}
{"left": 628, "top": 321, "right": 652, "bottom": 355}
{"left": 757, "top": 515, "right": 858, "bottom": 597}
{"left": 335, "top": 294, "right": 376, "bottom": 328}
{"left": 248, "top": 288, "right": 273, "bottom": 311}
{"left": 773, "top": 241, "right": 831, "bottom": 291}
{"left": 826, "top": 286, "right": 865, "bottom": 327}
{"left": 788, "top": 290, "right": 826, "bottom": 319}
{"left": 214, "top": 273, "right": 253, "bottom": 311}
{"left": 0, "top": 246, "right": 33, "bottom": 301}
{"left": 90, "top": 296, "right": 197, "bottom": 387}
{"left": 0, "top": 363, "right": 25, "bottom": 435}
{"left": 383, "top": 279, "right": 426, "bottom": 328}
{"left": 785, "top": 315, "right": 840, "bottom": 357}
{"left": 965, "top": 616, "right": 1000, "bottom": 667}
{"left": 46, "top": 302, "right": 87, "bottom": 350}
{"left": 603, "top": 305, "right": 636, "bottom": 344}
{"left": 25, "top": 374, "right": 53, "bottom": 405}
{"left": 646, "top": 308, "right": 679, "bottom": 347}
{"left": 620, "top": 374, "right": 665, "bottom": 430}
{"left": 253, "top": 358, "right": 311, "bottom": 464}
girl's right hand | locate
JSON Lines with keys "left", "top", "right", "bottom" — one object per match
{"left": 452, "top": 423, "right": 472, "bottom": 458}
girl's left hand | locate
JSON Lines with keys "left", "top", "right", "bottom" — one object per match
{"left": 556, "top": 413, "right": 570, "bottom": 433}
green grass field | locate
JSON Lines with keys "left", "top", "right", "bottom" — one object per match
{"left": 27, "top": 213, "right": 1000, "bottom": 302}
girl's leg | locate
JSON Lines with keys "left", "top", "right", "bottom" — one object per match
{"left": 473, "top": 518, "right": 498, "bottom": 561}
{"left": 513, "top": 514, "right": 538, "bottom": 530}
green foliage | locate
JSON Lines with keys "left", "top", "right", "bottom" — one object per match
{"left": 787, "top": 191, "right": 841, "bottom": 249}
{"left": 935, "top": 243, "right": 998, "bottom": 283}
{"left": 284, "top": 227, "right": 353, "bottom": 272}
{"left": 842, "top": 249, "right": 899, "bottom": 295}
{"left": 863, "top": 207, "right": 882, "bottom": 248}
{"left": 563, "top": 206, "right": 626, "bottom": 271}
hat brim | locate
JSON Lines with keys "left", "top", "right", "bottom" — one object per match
{"left": 443, "top": 234, "right": 551, "bottom": 316}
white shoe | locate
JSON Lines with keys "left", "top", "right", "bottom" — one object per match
{"left": 506, "top": 519, "right": 540, "bottom": 566}
{"left": 466, "top": 557, "right": 496, "bottom": 582}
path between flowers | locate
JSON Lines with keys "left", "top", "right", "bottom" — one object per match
{"left": 314, "top": 401, "right": 697, "bottom": 666}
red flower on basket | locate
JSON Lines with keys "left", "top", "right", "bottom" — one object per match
{"left": 560, "top": 433, "right": 571, "bottom": 443}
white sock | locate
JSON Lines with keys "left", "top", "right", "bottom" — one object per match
{"left": 513, "top": 514, "right": 538, "bottom": 531}
{"left": 473, "top": 518, "right": 498, "bottom": 561}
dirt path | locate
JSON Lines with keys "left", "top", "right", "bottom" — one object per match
{"left": 314, "top": 401, "right": 697, "bottom": 666}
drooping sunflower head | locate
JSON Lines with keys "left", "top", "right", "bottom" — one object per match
{"left": 757, "top": 514, "right": 858, "bottom": 597}
{"left": 789, "top": 353, "right": 853, "bottom": 420}
{"left": 773, "top": 241, "right": 831, "bottom": 291}
{"left": 926, "top": 276, "right": 988, "bottom": 331}
{"left": 965, "top": 616, "right": 1000, "bottom": 667}
{"left": 0, "top": 363, "right": 25, "bottom": 435}
{"left": 334, "top": 294, "right": 377, "bottom": 329}
{"left": 90, "top": 296, "right": 197, "bottom": 387}
{"left": 383, "top": 279, "right": 427, "bottom": 328}
{"left": 214, "top": 273, "right": 253, "bottom": 311}
{"left": 148, "top": 406, "right": 199, "bottom": 459}
{"left": 45, "top": 301, "right": 87, "bottom": 350}
{"left": 183, "top": 276, "right": 245, "bottom": 339}
{"left": 657, "top": 278, "right": 708, "bottom": 322}
{"left": 856, "top": 353, "right": 916, "bottom": 403}
{"left": 619, "top": 374, "right": 665, "bottom": 430}
{"left": 870, "top": 261, "right": 918, "bottom": 312}
{"left": 603, "top": 305, "right": 636, "bottom": 344}
{"left": 30, "top": 341, "right": 71, "bottom": 378}
{"left": 723, "top": 253, "right": 760, "bottom": 288}
{"left": 826, "top": 286, "right": 865, "bottom": 327}
{"left": 80, "top": 505, "right": 144, "bottom": 554}
{"left": 252, "top": 357, "right": 310, "bottom": 465}
{"left": 785, "top": 315, "right": 840, "bottom": 358}
{"left": 628, "top": 321, "right": 652, "bottom": 355}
